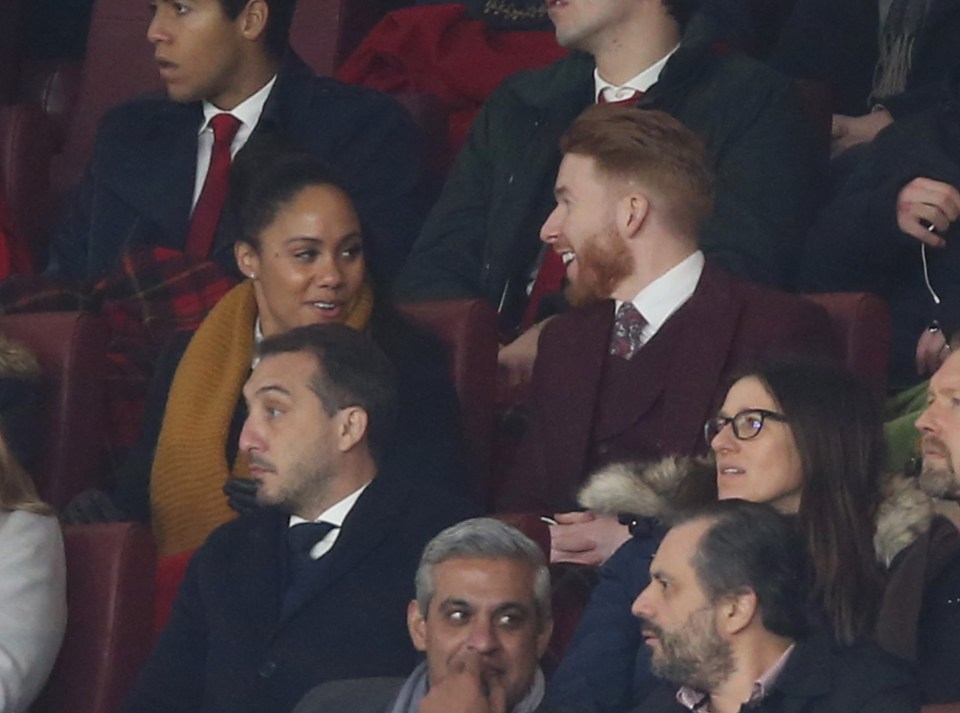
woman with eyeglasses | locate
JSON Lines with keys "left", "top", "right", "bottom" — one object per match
{"left": 545, "top": 357, "right": 886, "bottom": 713}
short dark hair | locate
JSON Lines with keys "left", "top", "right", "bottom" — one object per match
{"left": 734, "top": 357, "right": 885, "bottom": 644}
{"left": 662, "top": 0, "right": 703, "bottom": 30}
{"left": 256, "top": 324, "right": 398, "bottom": 460}
{"left": 218, "top": 0, "right": 298, "bottom": 59}
{"left": 679, "top": 500, "right": 811, "bottom": 639}
{"left": 560, "top": 105, "right": 714, "bottom": 240}
{"left": 228, "top": 133, "right": 350, "bottom": 251}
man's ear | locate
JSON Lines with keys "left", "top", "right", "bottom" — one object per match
{"left": 239, "top": 0, "right": 269, "bottom": 41}
{"left": 407, "top": 599, "right": 428, "bottom": 652}
{"left": 234, "top": 240, "right": 259, "bottom": 278}
{"left": 717, "top": 589, "right": 758, "bottom": 636}
{"left": 535, "top": 616, "right": 554, "bottom": 658}
{"left": 616, "top": 193, "right": 650, "bottom": 239}
{"left": 336, "top": 406, "right": 369, "bottom": 452}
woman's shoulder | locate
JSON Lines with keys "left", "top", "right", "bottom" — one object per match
{"left": 0, "top": 509, "right": 63, "bottom": 549}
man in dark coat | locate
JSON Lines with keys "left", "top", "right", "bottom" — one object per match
{"left": 49, "top": 0, "right": 426, "bottom": 284}
{"left": 117, "top": 324, "right": 474, "bottom": 713}
{"left": 624, "top": 500, "right": 918, "bottom": 713}
{"left": 396, "top": 0, "right": 818, "bottom": 333}
{"left": 497, "top": 106, "right": 834, "bottom": 565}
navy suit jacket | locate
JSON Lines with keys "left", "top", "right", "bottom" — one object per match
{"left": 50, "top": 54, "right": 427, "bottom": 283}
{"left": 117, "top": 474, "right": 475, "bottom": 713}
{"left": 498, "top": 262, "right": 837, "bottom": 512}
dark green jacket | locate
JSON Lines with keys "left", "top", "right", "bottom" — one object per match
{"left": 397, "top": 38, "right": 819, "bottom": 327}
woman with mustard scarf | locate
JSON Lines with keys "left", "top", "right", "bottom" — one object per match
{"left": 67, "top": 148, "right": 470, "bottom": 556}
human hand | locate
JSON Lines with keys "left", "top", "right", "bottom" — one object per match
{"left": 549, "top": 511, "right": 631, "bottom": 566}
{"left": 419, "top": 650, "right": 507, "bottom": 713}
{"left": 498, "top": 318, "right": 554, "bottom": 388}
{"left": 223, "top": 477, "right": 260, "bottom": 514}
{"left": 915, "top": 324, "right": 952, "bottom": 376}
{"left": 831, "top": 110, "right": 893, "bottom": 156}
{"left": 896, "top": 177, "right": 960, "bottom": 247}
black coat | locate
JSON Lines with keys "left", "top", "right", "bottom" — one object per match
{"left": 117, "top": 474, "right": 476, "bottom": 713}
{"left": 770, "top": 0, "right": 960, "bottom": 116}
{"left": 625, "top": 633, "right": 919, "bottom": 713}
{"left": 799, "top": 72, "right": 960, "bottom": 388}
{"left": 49, "top": 53, "right": 427, "bottom": 283}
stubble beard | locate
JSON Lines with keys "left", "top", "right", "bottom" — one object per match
{"left": 919, "top": 436, "right": 960, "bottom": 500}
{"left": 645, "top": 608, "right": 737, "bottom": 693}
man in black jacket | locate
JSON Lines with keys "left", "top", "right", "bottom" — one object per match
{"left": 118, "top": 324, "right": 474, "bottom": 713}
{"left": 50, "top": 0, "right": 425, "bottom": 283}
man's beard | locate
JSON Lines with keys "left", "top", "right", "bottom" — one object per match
{"left": 565, "top": 226, "right": 634, "bottom": 307}
{"left": 644, "top": 608, "right": 736, "bottom": 692}
{"left": 919, "top": 435, "right": 960, "bottom": 499}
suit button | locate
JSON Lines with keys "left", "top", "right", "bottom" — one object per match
{"left": 258, "top": 661, "right": 277, "bottom": 678}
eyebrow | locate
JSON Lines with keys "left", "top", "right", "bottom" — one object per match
{"left": 252, "top": 384, "right": 293, "bottom": 399}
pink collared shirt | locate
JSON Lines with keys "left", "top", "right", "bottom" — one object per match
{"left": 676, "top": 643, "right": 796, "bottom": 712}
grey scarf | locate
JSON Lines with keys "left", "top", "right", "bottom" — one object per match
{"left": 387, "top": 661, "right": 546, "bottom": 713}
{"left": 872, "top": 0, "right": 932, "bottom": 101}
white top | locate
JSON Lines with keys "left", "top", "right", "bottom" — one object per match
{"left": 288, "top": 484, "right": 369, "bottom": 560}
{"left": 614, "top": 250, "right": 705, "bottom": 346}
{"left": 0, "top": 510, "right": 67, "bottom": 713}
{"left": 593, "top": 44, "right": 680, "bottom": 102}
{"left": 192, "top": 75, "right": 278, "bottom": 208}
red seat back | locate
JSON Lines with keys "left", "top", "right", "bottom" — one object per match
{"left": 32, "top": 523, "right": 157, "bottom": 713}
{"left": 802, "top": 292, "right": 891, "bottom": 391}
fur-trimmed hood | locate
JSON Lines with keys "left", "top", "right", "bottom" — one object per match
{"left": 580, "top": 456, "right": 940, "bottom": 571}
{"left": 874, "top": 473, "right": 936, "bottom": 568}
{"left": 577, "top": 456, "right": 716, "bottom": 521}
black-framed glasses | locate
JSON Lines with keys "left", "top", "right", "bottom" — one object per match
{"left": 704, "top": 409, "right": 789, "bottom": 445}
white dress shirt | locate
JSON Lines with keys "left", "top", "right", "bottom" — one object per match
{"left": 192, "top": 75, "right": 278, "bottom": 209}
{"left": 614, "top": 250, "right": 705, "bottom": 346}
{"left": 593, "top": 44, "right": 679, "bottom": 103}
{"left": 288, "top": 484, "right": 369, "bottom": 560}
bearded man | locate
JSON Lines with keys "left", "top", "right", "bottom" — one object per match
{"left": 628, "top": 500, "right": 917, "bottom": 713}
{"left": 874, "top": 347, "right": 960, "bottom": 703}
{"left": 499, "top": 105, "right": 834, "bottom": 567}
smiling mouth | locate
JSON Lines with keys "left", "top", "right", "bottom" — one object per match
{"left": 717, "top": 465, "right": 745, "bottom": 476}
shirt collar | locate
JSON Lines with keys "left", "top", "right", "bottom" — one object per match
{"left": 289, "top": 483, "right": 369, "bottom": 529}
{"left": 593, "top": 44, "right": 679, "bottom": 102}
{"left": 199, "top": 74, "right": 277, "bottom": 135}
{"left": 675, "top": 642, "right": 796, "bottom": 712}
{"left": 616, "top": 250, "right": 704, "bottom": 335}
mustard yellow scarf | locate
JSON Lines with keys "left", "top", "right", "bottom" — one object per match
{"left": 150, "top": 279, "right": 373, "bottom": 556}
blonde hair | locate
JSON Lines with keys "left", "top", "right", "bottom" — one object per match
{"left": 0, "top": 431, "right": 51, "bottom": 515}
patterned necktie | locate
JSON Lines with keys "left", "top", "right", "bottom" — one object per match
{"left": 185, "top": 113, "right": 241, "bottom": 259}
{"left": 609, "top": 302, "right": 647, "bottom": 360}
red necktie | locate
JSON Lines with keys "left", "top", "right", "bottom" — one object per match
{"left": 520, "top": 249, "right": 566, "bottom": 331}
{"left": 598, "top": 89, "right": 642, "bottom": 105}
{"left": 185, "top": 113, "right": 241, "bottom": 259}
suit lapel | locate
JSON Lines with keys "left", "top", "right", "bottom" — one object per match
{"left": 539, "top": 303, "right": 614, "bottom": 492}
{"left": 109, "top": 101, "right": 200, "bottom": 252}
{"left": 277, "top": 477, "right": 403, "bottom": 625}
{"left": 655, "top": 263, "right": 741, "bottom": 455}
{"left": 589, "top": 264, "right": 741, "bottom": 456}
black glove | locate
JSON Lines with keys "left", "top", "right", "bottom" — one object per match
{"left": 223, "top": 477, "right": 261, "bottom": 515}
{"left": 61, "top": 489, "right": 133, "bottom": 524}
